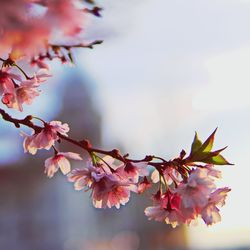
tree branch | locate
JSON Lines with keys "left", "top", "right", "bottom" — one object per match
{"left": 0, "top": 108, "right": 185, "bottom": 171}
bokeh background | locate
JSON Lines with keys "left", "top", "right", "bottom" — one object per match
{"left": 0, "top": 0, "right": 250, "bottom": 249}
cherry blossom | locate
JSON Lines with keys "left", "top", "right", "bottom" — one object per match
{"left": 92, "top": 174, "right": 131, "bottom": 209}
{"left": 176, "top": 167, "right": 217, "bottom": 209}
{"left": 2, "top": 79, "right": 40, "bottom": 111}
{"left": 1, "top": 105, "right": 231, "bottom": 226}
{"left": 44, "top": 0, "right": 85, "bottom": 37}
{"left": 116, "top": 162, "right": 149, "bottom": 183}
{"left": 145, "top": 191, "right": 184, "bottom": 228}
{"left": 68, "top": 161, "right": 106, "bottom": 191}
{"left": 151, "top": 167, "right": 181, "bottom": 185}
{"left": 44, "top": 152, "right": 82, "bottom": 178}
{"left": 0, "top": 68, "right": 21, "bottom": 95}
{"left": 68, "top": 158, "right": 135, "bottom": 209}
{"left": 0, "top": 0, "right": 86, "bottom": 58}
{"left": 22, "top": 120, "right": 69, "bottom": 154}
{"left": 201, "top": 187, "right": 231, "bottom": 225}
{"left": 32, "top": 69, "right": 51, "bottom": 83}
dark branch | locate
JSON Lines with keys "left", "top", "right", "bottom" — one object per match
{"left": 0, "top": 108, "right": 187, "bottom": 172}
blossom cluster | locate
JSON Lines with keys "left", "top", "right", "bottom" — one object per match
{"left": 0, "top": 66, "right": 50, "bottom": 111}
{"left": 18, "top": 118, "right": 231, "bottom": 227}
{"left": 0, "top": 0, "right": 86, "bottom": 59}
{"left": 0, "top": 0, "right": 232, "bottom": 228}
{"left": 68, "top": 159, "right": 149, "bottom": 209}
{"left": 0, "top": 0, "right": 100, "bottom": 112}
{"left": 146, "top": 167, "right": 230, "bottom": 227}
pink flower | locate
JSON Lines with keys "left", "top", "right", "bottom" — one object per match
{"left": 34, "top": 69, "right": 52, "bottom": 84}
{"left": 21, "top": 132, "right": 38, "bottom": 155}
{"left": 0, "top": 68, "right": 21, "bottom": 95}
{"left": 2, "top": 79, "right": 40, "bottom": 111}
{"left": 68, "top": 162, "right": 105, "bottom": 191}
{"left": 206, "top": 165, "right": 222, "bottom": 178}
{"left": 44, "top": 0, "right": 85, "bottom": 36}
{"left": 31, "top": 59, "right": 50, "bottom": 70}
{"left": 201, "top": 187, "right": 231, "bottom": 225}
{"left": 0, "top": 0, "right": 86, "bottom": 59}
{"left": 22, "top": 120, "right": 69, "bottom": 154}
{"left": 151, "top": 167, "right": 181, "bottom": 185}
{"left": 116, "top": 162, "right": 149, "bottom": 183}
{"left": 92, "top": 174, "right": 131, "bottom": 209}
{"left": 68, "top": 158, "right": 133, "bottom": 209}
{"left": 176, "top": 168, "right": 216, "bottom": 209}
{"left": 144, "top": 191, "right": 184, "bottom": 228}
{"left": 44, "top": 152, "right": 82, "bottom": 178}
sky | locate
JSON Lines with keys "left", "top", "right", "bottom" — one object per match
{"left": 80, "top": 0, "right": 250, "bottom": 248}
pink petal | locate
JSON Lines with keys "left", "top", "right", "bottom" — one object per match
{"left": 58, "top": 157, "right": 71, "bottom": 175}
{"left": 60, "top": 152, "right": 82, "bottom": 160}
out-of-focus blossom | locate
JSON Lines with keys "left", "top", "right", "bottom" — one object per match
{"left": 2, "top": 79, "right": 40, "bottom": 111}
{"left": 0, "top": 0, "right": 86, "bottom": 58}
{"left": 34, "top": 69, "right": 52, "bottom": 83}
{"left": 22, "top": 120, "right": 69, "bottom": 154}
{"left": 0, "top": 68, "right": 21, "bottom": 95}
{"left": 0, "top": 0, "right": 50, "bottom": 58}
{"left": 31, "top": 59, "right": 50, "bottom": 70}
{"left": 44, "top": 0, "right": 84, "bottom": 36}
{"left": 44, "top": 151, "right": 82, "bottom": 178}
{"left": 0, "top": 66, "right": 51, "bottom": 112}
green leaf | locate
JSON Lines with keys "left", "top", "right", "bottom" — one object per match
{"left": 190, "top": 147, "right": 227, "bottom": 162}
{"left": 190, "top": 132, "right": 202, "bottom": 155}
{"left": 190, "top": 151, "right": 214, "bottom": 162}
{"left": 187, "top": 129, "right": 233, "bottom": 166}
{"left": 202, "top": 154, "right": 233, "bottom": 165}
{"left": 199, "top": 128, "right": 217, "bottom": 153}
{"left": 209, "top": 146, "right": 228, "bottom": 157}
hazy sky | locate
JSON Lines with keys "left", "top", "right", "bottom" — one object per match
{"left": 81, "top": 0, "right": 250, "bottom": 248}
